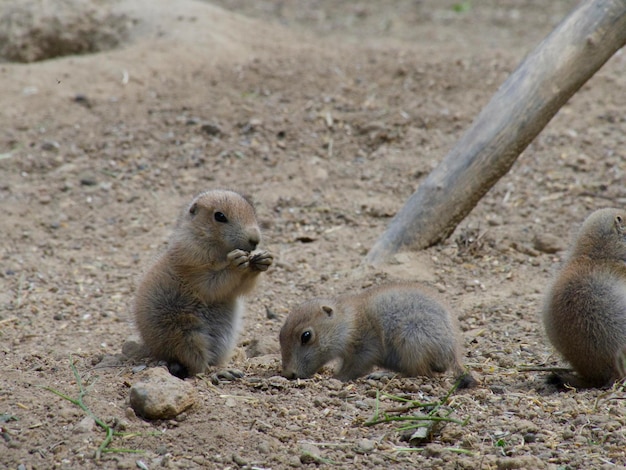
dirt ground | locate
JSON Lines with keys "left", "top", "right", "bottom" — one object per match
{"left": 1, "top": 0, "right": 626, "bottom": 468}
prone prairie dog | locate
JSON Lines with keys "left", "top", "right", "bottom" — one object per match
{"left": 133, "top": 189, "right": 273, "bottom": 379}
{"left": 542, "top": 208, "right": 626, "bottom": 388}
{"left": 279, "top": 282, "right": 475, "bottom": 386}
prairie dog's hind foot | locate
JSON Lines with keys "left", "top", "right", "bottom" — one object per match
{"left": 455, "top": 371, "right": 478, "bottom": 389}
{"left": 167, "top": 361, "right": 191, "bottom": 380}
{"left": 210, "top": 368, "right": 245, "bottom": 385}
{"left": 365, "top": 371, "right": 400, "bottom": 381}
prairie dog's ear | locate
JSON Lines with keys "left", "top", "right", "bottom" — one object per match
{"left": 321, "top": 305, "right": 333, "bottom": 317}
{"left": 241, "top": 193, "right": 256, "bottom": 210}
{"left": 189, "top": 202, "right": 198, "bottom": 216}
{"left": 615, "top": 215, "right": 624, "bottom": 234}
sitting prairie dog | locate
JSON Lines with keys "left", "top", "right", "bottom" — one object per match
{"left": 279, "top": 282, "right": 475, "bottom": 387}
{"left": 133, "top": 190, "right": 273, "bottom": 379}
{"left": 542, "top": 208, "right": 626, "bottom": 388}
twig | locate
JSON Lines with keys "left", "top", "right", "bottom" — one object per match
{"left": 15, "top": 273, "right": 26, "bottom": 309}
{"left": 0, "top": 317, "right": 18, "bottom": 327}
{"left": 517, "top": 366, "right": 573, "bottom": 373}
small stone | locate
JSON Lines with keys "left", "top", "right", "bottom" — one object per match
{"left": 300, "top": 442, "right": 322, "bottom": 464}
{"left": 496, "top": 455, "right": 546, "bottom": 469}
{"left": 407, "top": 421, "right": 434, "bottom": 445}
{"left": 516, "top": 419, "right": 539, "bottom": 433}
{"left": 122, "top": 336, "right": 147, "bottom": 359}
{"left": 356, "top": 438, "right": 376, "bottom": 453}
{"left": 124, "top": 407, "right": 137, "bottom": 421}
{"left": 73, "top": 94, "right": 91, "bottom": 107}
{"left": 326, "top": 379, "right": 343, "bottom": 391}
{"left": 523, "top": 432, "right": 537, "bottom": 443}
{"left": 201, "top": 123, "right": 222, "bottom": 136}
{"left": 136, "top": 460, "right": 149, "bottom": 470}
{"left": 265, "top": 306, "right": 278, "bottom": 320}
{"left": 246, "top": 337, "right": 279, "bottom": 358}
{"left": 129, "top": 367, "right": 196, "bottom": 420}
{"left": 96, "top": 354, "right": 124, "bottom": 368}
{"left": 73, "top": 416, "right": 96, "bottom": 434}
{"left": 287, "top": 455, "right": 302, "bottom": 467}
{"left": 80, "top": 175, "right": 97, "bottom": 186}
{"left": 257, "top": 440, "right": 271, "bottom": 454}
{"left": 533, "top": 233, "right": 565, "bottom": 254}
{"left": 268, "top": 375, "right": 289, "bottom": 389}
{"left": 41, "top": 140, "right": 60, "bottom": 152}
{"left": 232, "top": 454, "right": 248, "bottom": 467}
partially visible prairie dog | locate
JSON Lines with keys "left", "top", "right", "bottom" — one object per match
{"left": 542, "top": 208, "right": 626, "bottom": 388}
{"left": 133, "top": 189, "right": 273, "bottom": 379}
{"left": 279, "top": 282, "right": 475, "bottom": 386}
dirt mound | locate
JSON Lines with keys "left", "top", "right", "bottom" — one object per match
{"left": 0, "top": 0, "right": 131, "bottom": 63}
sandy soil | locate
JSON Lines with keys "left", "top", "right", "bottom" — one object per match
{"left": 1, "top": 0, "right": 626, "bottom": 468}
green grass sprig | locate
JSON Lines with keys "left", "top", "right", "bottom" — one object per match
{"left": 43, "top": 356, "right": 153, "bottom": 459}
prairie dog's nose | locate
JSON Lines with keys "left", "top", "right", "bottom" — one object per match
{"left": 248, "top": 236, "right": 259, "bottom": 251}
{"left": 248, "top": 230, "right": 260, "bottom": 250}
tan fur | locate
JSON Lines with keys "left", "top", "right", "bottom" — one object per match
{"left": 542, "top": 208, "right": 626, "bottom": 388}
{"left": 279, "top": 282, "right": 475, "bottom": 386}
{"left": 133, "top": 190, "right": 273, "bottom": 378}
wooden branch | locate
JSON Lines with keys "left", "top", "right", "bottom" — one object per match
{"left": 365, "top": 0, "right": 626, "bottom": 266}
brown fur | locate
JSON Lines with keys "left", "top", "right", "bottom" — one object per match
{"left": 542, "top": 208, "right": 626, "bottom": 388}
{"left": 279, "top": 282, "right": 475, "bottom": 386}
{"left": 133, "top": 190, "right": 273, "bottom": 379}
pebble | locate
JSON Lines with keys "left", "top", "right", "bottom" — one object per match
{"left": 268, "top": 375, "right": 289, "bottom": 388}
{"left": 257, "top": 440, "right": 271, "bottom": 454}
{"left": 533, "top": 233, "right": 565, "bottom": 254}
{"left": 129, "top": 367, "right": 196, "bottom": 420}
{"left": 232, "top": 454, "right": 248, "bottom": 466}
{"left": 325, "top": 378, "right": 343, "bottom": 391}
{"left": 122, "top": 336, "right": 147, "bottom": 359}
{"left": 300, "top": 442, "right": 322, "bottom": 464}
{"left": 287, "top": 455, "right": 302, "bottom": 467}
{"left": 95, "top": 354, "right": 124, "bottom": 368}
{"left": 41, "top": 140, "right": 60, "bottom": 151}
{"left": 496, "top": 455, "right": 546, "bottom": 469}
{"left": 356, "top": 438, "right": 376, "bottom": 453}
{"left": 246, "top": 336, "right": 279, "bottom": 358}
{"left": 201, "top": 123, "right": 222, "bottom": 136}
{"left": 79, "top": 174, "right": 98, "bottom": 186}
{"left": 72, "top": 416, "right": 96, "bottom": 434}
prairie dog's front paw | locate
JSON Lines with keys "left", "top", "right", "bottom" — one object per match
{"left": 249, "top": 251, "right": 273, "bottom": 272}
{"left": 227, "top": 249, "right": 250, "bottom": 269}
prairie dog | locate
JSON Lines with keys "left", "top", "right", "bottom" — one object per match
{"left": 133, "top": 190, "right": 273, "bottom": 379}
{"left": 542, "top": 208, "right": 626, "bottom": 388}
{"left": 279, "top": 282, "right": 474, "bottom": 386}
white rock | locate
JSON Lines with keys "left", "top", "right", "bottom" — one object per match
{"left": 129, "top": 367, "right": 196, "bottom": 420}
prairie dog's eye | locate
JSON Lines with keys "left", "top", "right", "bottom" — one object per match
{"left": 301, "top": 330, "right": 312, "bottom": 345}
{"left": 214, "top": 212, "right": 228, "bottom": 223}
